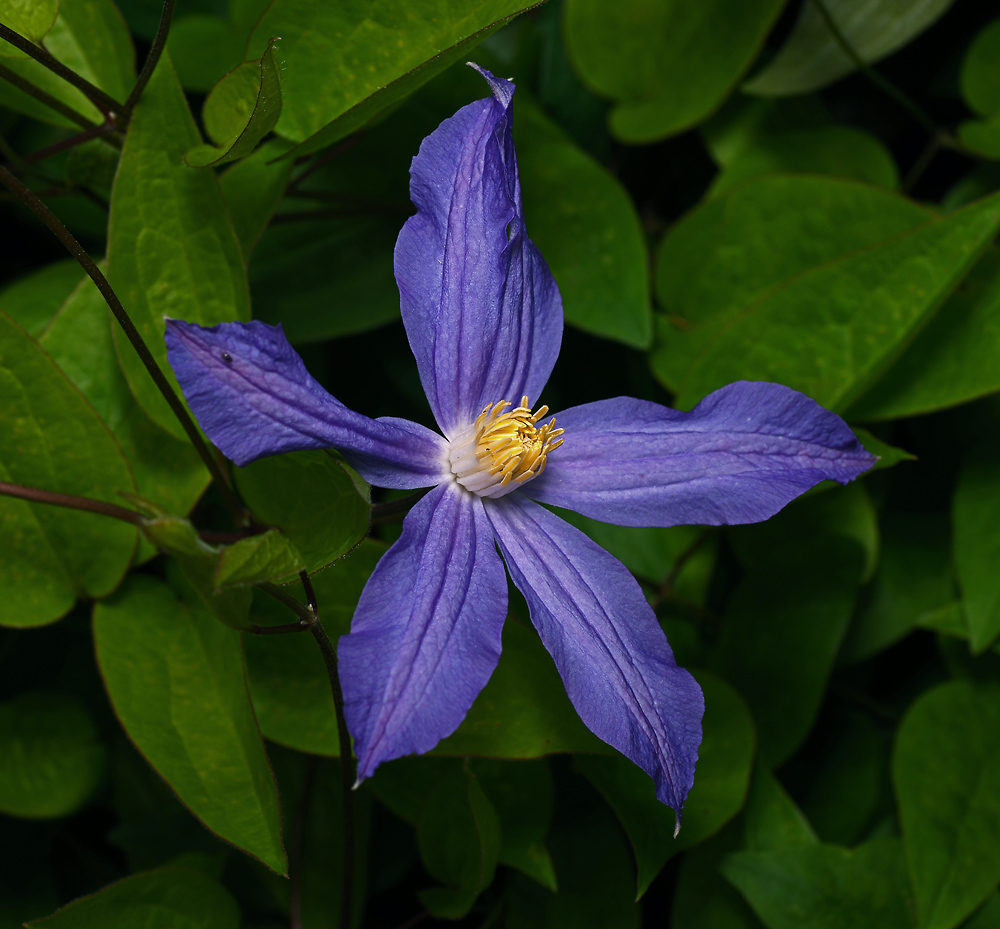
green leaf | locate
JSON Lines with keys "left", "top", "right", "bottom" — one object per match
{"left": 38, "top": 273, "right": 209, "bottom": 531}
{"left": 471, "top": 759, "right": 557, "bottom": 892}
{"left": 651, "top": 176, "right": 928, "bottom": 395}
{"left": 965, "top": 894, "right": 1000, "bottom": 929}
{"left": 953, "top": 447, "right": 1000, "bottom": 652}
{"left": 721, "top": 838, "right": 915, "bottom": 929}
{"left": 743, "top": 0, "right": 956, "bottom": 96}
{"left": 717, "top": 487, "right": 871, "bottom": 765}
{"left": 917, "top": 601, "right": 968, "bottom": 640}
{"left": 0, "top": 310, "right": 136, "bottom": 628}
{"left": 893, "top": 681, "right": 1000, "bottom": 929}
{"left": 0, "top": 691, "right": 105, "bottom": 819}
{"left": 516, "top": 95, "right": 651, "bottom": 348}
{"left": 743, "top": 763, "right": 818, "bottom": 851}
{"left": 93, "top": 575, "right": 286, "bottom": 874}
{"left": 246, "top": 1, "right": 541, "bottom": 154}
{"left": 234, "top": 450, "right": 370, "bottom": 576}
{"left": 166, "top": 14, "right": 246, "bottom": 93}
{"left": 794, "top": 711, "right": 886, "bottom": 847}
{"left": 847, "top": 247, "right": 1000, "bottom": 419}
{"left": 185, "top": 38, "right": 283, "bottom": 168}
{"left": 168, "top": 557, "right": 254, "bottom": 632}
{"left": 667, "top": 189, "right": 1000, "bottom": 413}
{"left": 245, "top": 539, "right": 384, "bottom": 755}
{"left": 108, "top": 53, "right": 251, "bottom": 440}
{"left": 0, "top": 259, "right": 82, "bottom": 337}
{"left": 563, "top": 0, "right": 785, "bottom": 143}
{"left": 214, "top": 529, "right": 306, "bottom": 589}
{"left": 417, "top": 765, "right": 501, "bottom": 919}
{"left": 266, "top": 749, "right": 369, "bottom": 929}
{"left": 709, "top": 126, "right": 899, "bottom": 196}
{"left": 251, "top": 213, "right": 403, "bottom": 342}
{"left": 958, "top": 116, "right": 1000, "bottom": 160}
{"left": 960, "top": 17, "right": 1000, "bottom": 117}
{"left": 842, "top": 511, "right": 954, "bottom": 662}
{"left": 434, "top": 617, "right": 609, "bottom": 758}
{"left": 219, "top": 138, "right": 295, "bottom": 262}
{"left": 0, "top": 0, "right": 58, "bottom": 43}
{"left": 26, "top": 867, "right": 240, "bottom": 929}
{"left": 505, "top": 805, "right": 641, "bottom": 929}
{"left": 576, "top": 671, "right": 755, "bottom": 898}
{"left": 850, "top": 429, "right": 917, "bottom": 472}
{"left": 557, "top": 509, "right": 712, "bottom": 591}
{"left": 0, "top": 0, "right": 134, "bottom": 125}
{"left": 672, "top": 822, "right": 766, "bottom": 929}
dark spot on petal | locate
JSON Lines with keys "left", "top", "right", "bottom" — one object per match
{"left": 221, "top": 352, "right": 233, "bottom": 364}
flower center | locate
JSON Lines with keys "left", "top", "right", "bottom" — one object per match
{"left": 449, "top": 396, "right": 564, "bottom": 499}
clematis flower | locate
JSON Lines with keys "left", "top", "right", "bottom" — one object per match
{"left": 165, "top": 66, "right": 876, "bottom": 819}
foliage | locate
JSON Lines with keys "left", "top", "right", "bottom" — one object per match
{"left": 1, "top": 0, "right": 1000, "bottom": 926}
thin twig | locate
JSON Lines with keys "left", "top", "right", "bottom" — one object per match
{"left": 308, "top": 617, "right": 355, "bottom": 929}
{"left": 902, "top": 134, "right": 943, "bottom": 194}
{"left": 0, "top": 60, "right": 97, "bottom": 129}
{"left": 256, "top": 582, "right": 317, "bottom": 625}
{"left": 809, "top": 0, "right": 941, "bottom": 138}
{"left": 289, "top": 755, "right": 321, "bottom": 929}
{"left": 0, "top": 481, "right": 144, "bottom": 525}
{"left": 121, "top": 0, "right": 176, "bottom": 120}
{"left": 371, "top": 488, "right": 430, "bottom": 524}
{"left": 0, "top": 23, "right": 123, "bottom": 119}
{"left": 0, "top": 164, "right": 246, "bottom": 524}
{"left": 286, "top": 134, "right": 364, "bottom": 193}
{"left": 22, "top": 123, "right": 121, "bottom": 166}
{"left": 272, "top": 204, "right": 412, "bottom": 224}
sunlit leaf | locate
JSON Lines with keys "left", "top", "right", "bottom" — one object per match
{"left": 0, "top": 0, "right": 134, "bottom": 125}
{"left": 93, "top": 575, "right": 286, "bottom": 874}
{"left": 108, "top": 53, "right": 251, "bottom": 440}
{"left": 247, "top": 0, "right": 543, "bottom": 155}
{"left": 234, "top": 450, "right": 370, "bottom": 577}
{"left": 0, "top": 311, "right": 136, "bottom": 627}
{"left": 185, "top": 38, "right": 283, "bottom": 168}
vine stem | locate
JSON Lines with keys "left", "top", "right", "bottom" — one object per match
{"left": 0, "top": 60, "right": 97, "bottom": 130}
{"left": 0, "top": 23, "right": 123, "bottom": 120}
{"left": 257, "top": 575, "right": 358, "bottom": 927}
{"left": 121, "top": 0, "right": 176, "bottom": 121}
{"left": 304, "top": 581, "right": 356, "bottom": 929}
{"left": 0, "top": 481, "right": 144, "bottom": 525}
{"left": 0, "top": 163, "right": 245, "bottom": 525}
{"left": 809, "top": 0, "right": 941, "bottom": 138}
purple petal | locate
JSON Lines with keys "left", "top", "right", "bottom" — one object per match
{"left": 339, "top": 482, "right": 507, "bottom": 779}
{"left": 165, "top": 319, "right": 447, "bottom": 489}
{"left": 529, "top": 381, "right": 878, "bottom": 527}
{"left": 394, "top": 65, "right": 563, "bottom": 439}
{"left": 486, "top": 495, "right": 703, "bottom": 816}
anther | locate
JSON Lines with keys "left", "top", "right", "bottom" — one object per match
{"left": 449, "top": 397, "right": 564, "bottom": 499}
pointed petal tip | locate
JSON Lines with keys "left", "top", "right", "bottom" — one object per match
{"left": 466, "top": 61, "right": 514, "bottom": 108}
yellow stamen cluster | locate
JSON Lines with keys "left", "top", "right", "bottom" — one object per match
{"left": 449, "top": 396, "right": 564, "bottom": 499}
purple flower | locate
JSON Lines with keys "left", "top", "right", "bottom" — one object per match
{"left": 165, "top": 66, "right": 876, "bottom": 819}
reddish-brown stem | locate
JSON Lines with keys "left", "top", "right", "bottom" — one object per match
{"left": 0, "top": 481, "right": 144, "bottom": 526}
